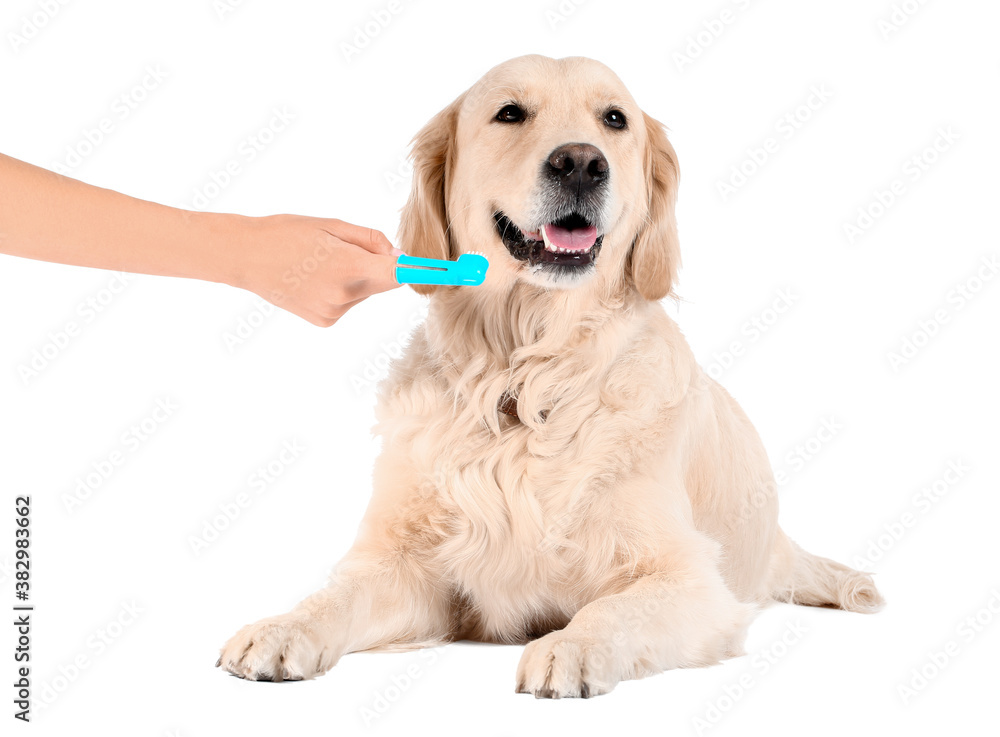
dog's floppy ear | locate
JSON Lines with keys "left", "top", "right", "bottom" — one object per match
{"left": 629, "top": 111, "right": 681, "bottom": 301}
{"left": 397, "top": 93, "right": 466, "bottom": 296}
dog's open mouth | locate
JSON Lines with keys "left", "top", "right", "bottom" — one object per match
{"left": 494, "top": 211, "right": 603, "bottom": 269}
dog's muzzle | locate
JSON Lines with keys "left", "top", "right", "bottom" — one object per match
{"left": 494, "top": 142, "right": 609, "bottom": 272}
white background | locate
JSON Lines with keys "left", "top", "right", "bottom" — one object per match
{"left": 2, "top": 0, "right": 998, "bottom": 735}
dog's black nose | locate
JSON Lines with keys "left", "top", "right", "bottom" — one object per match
{"left": 545, "top": 143, "right": 608, "bottom": 191}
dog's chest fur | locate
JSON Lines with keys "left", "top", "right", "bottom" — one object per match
{"left": 375, "top": 294, "right": 692, "bottom": 641}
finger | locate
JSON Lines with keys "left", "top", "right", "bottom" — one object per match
{"left": 275, "top": 301, "right": 335, "bottom": 328}
{"left": 314, "top": 297, "right": 364, "bottom": 326}
{"left": 335, "top": 297, "right": 366, "bottom": 318}
{"left": 359, "top": 252, "right": 403, "bottom": 296}
{"left": 325, "top": 219, "right": 400, "bottom": 257}
{"left": 247, "top": 288, "right": 338, "bottom": 327}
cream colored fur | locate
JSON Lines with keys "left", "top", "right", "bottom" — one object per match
{"left": 218, "top": 55, "right": 883, "bottom": 697}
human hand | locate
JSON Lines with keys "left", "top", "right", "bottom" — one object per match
{"left": 229, "top": 214, "right": 403, "bottom": 327}
{"left": 0, "top": 154, "right": 404, "bottom": 327}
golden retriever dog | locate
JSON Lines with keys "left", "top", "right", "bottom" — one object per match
{"left": 218, "top": 55, "right": 883, "bottom": 697}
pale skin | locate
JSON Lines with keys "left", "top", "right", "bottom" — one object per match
{"left": 0, "top": 153, "right": 402, "bottom": 326}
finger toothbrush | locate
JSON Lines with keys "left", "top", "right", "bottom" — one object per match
{"left": 395, "top": 252, "right": 489, "bottom": 286}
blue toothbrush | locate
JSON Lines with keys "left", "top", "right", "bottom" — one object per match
{"left": 395, "top": 252, "right": 489, "bottom": 286}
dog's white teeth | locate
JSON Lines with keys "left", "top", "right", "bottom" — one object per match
{"left": 540, "top": 226, "right": 586, "bottom": 254}
{"left": 541, "top": 225, "right": 559, "bottom": 253}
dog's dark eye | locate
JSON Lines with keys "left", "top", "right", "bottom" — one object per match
{"left": 496, "top": 104, "right": 526, "bottom": 123}
{"left": 604, "top": 109, "right": 627, "bottom": 130}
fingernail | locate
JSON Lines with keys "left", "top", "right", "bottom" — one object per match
{"left": 391, "top": 247, "right": 405, "bottom": 258}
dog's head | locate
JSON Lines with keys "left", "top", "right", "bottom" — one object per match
{"left": 399, "top": 55, "right": 680, "bottom": 301}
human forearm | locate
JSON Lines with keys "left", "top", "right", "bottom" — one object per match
{"left": 0, "top": 152, "right": 245, "bottom": 284}
{"left": 0, "top": 153, "right": 401, "bottom": 326}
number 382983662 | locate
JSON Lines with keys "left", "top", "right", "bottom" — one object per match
{"left": 15, "top": 496, "right": 30, "bottom": 600}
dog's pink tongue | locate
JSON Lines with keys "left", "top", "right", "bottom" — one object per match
{"left": 542, "top": 224, "right": 598, "bottom": 251}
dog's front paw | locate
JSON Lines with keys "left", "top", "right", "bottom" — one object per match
{"left": 515, "top": 631, "right": 622, "bottom": 699}
{"left": 217, "top": 612, "right": 335, "bottom": 681}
